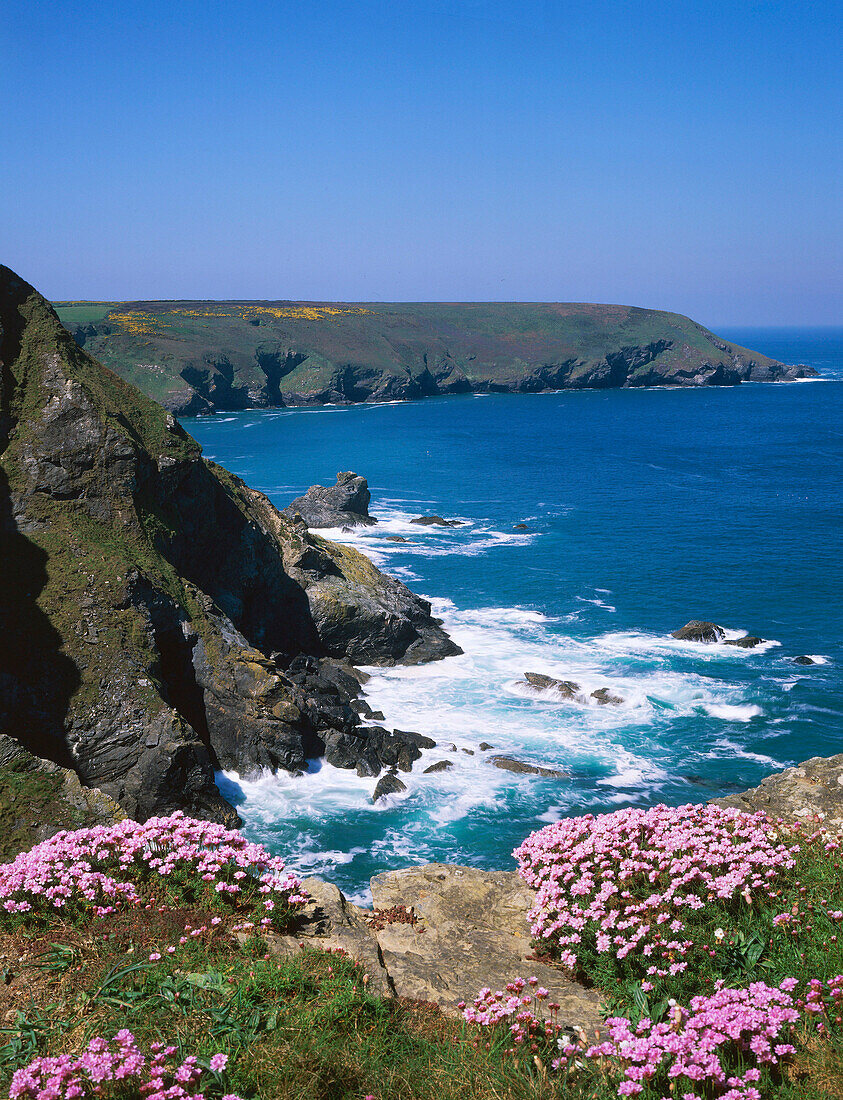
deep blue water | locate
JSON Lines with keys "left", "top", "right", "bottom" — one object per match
{"left": 189, "top": 328, "right": 843, "bottom": 901}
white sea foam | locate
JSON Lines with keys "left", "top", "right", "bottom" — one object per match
{"left": 703, "top": 703, "right": 763, "bottom": 722}
{"left": 707, "top": 739, "right": 786, "bottom": 768}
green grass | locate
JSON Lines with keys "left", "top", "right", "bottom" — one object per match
{"left": 0, "top": 760, "right": 89, "bottom": 863}
{"left": 1, "top": 826, "right": 842, "bottom": 1099}
{"left": 53, "top": 304, "right": 116, "bottom": 326}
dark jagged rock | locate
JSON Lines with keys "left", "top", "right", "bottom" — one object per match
{"left": 519, "top": 673, "right": 623, "bottom": 706}
{"left": 423, "top": 760, "right": 454, "bottom": 774}
{"left": 386, "top": 535, "right": 408, "bottom": 542}
{"left": 513, "top": 523, "right": 529, "bottom": 530}
{"left": 794, "top": 655, "right": 816, "bottom": 665}
{"left": 520, "top": 672, "right": 582, "bottom": 698}
{"left": 372, "top": 771, "right": 407, "bottom": 802}
{"left": 321, "top": 725, "right": 435, "bottom": 778}
{"left": 478, "top": 742, "right": 493, "bottom": 750}
{"left": 671, "top": 621, "right": 726, "bottom": 643}
{"left": 282, "top": 471, "right": 376, "bottom": 528}
{"left": 590, "top": 687, "right": 624, "bottom": 706}
{"left": 57, "top": 300, "right": 818, "bottom": 417}
{"left": 0, "top": 265, "right": 460, "bottom": 821}
{"left": 410, "top": 515, "right": 461, "bottom": 527}
{"left": 672, "top": 622, "right": 766, "bottom": 648}
{"left": 489, "top": 755, "right": 567, "bottom": 778}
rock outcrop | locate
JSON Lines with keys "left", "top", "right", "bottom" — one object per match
{"left": 518, "top": 673, "right": 623, "bottom": 706}
{"left": 57, "top": 300, "right": 818, "bottom": 416}
{"left": 283, "top": 471, "right": 376, "bottom": 528}
{"left": 259, "top": 867, "right": 602, "bottom": 1034}
{"left": 671, "top": 621, "right": 765, "bottom": 648}
{"left": 671, "top": 621, "right": 726, "bottom": 643}
{"left": 712, "top": 754, "right": 843, "bottom": 834}
{"left": 489, "top": 755, "right": 567, "bottom": 778}
{"left": 0, "top": 265, "right": 459, "bottom": 822}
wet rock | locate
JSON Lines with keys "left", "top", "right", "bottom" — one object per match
{"left": 478, "top": 742, "right": 493, "bottom": 750}
{"left": 386, "top": 536, "right": 408, "bottom": 543}
{"left": 671, "top": 621, "right": 726, "bottom": 643}
{"left": 520, "top": 672, "right": 582, "bottom": 698}
{"left": 489, "top": 755, "right": 566, "bottom": 778}
{"left": 410, "top": 515, "right": 462, "bottom": 527}
{"left": 282, "top": 471, "right": 377, "bottom": 528}
{"left": 590, "top": 688, "right": 624, "bottom": 706}
{"left": 723, "top": 635, "right": 765, "bottom": 649}
{"left": 513, "top": 523, "right": 529, "bottom": 530}
{"left": 372, "top": 772, "right": 407, "bottom": 802}
{"left": 423, "top": 760, "right": 454, "bottom": 774}
{"left": 794, "top": 655, "right": 816, "bottom": 665}
{"left": 712, "top": 754, "right": 843, "bottom": 834}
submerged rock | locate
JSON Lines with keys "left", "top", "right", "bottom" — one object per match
{"left": 590, "top": 687, "right": 624, "bottom": 706}
{"left": 283, "top": 471, "right": 376, "bottom": 528}
{"left": 794, "top": 655, "right": 816, "bottom": 665}
{"left": 723, "top": 635, "right": 766, "bottom": 648}
{"left": 490, "top": 755, "right": 566, "bottom": 778}
{"left": 671, "top": 621, "right": 726, "bottom": 643}
{"left": 386, "top": 535, "right": 408, "bottom": 542}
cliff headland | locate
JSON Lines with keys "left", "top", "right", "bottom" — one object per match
{"left": 55, "top": 299, "right": 816, "bottom": 416}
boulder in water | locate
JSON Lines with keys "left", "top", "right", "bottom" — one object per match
{"left": 723, "top": 635, "right": 765, "bottom": 649}
{"left": 372, "top": 771, "right": 407, "bottom": 802}
{"left": 671, "top": 621, "right": 726, "bottom": 643}
{"left": 520, "top": 672, "right": 582, "bottom": 698}
{"left": 410, "top": 515, "right": 462, "bottom": 527}
{"left": 283, "top": 471, "right": 377, "bottom": 528}
{"left": 794, "top": 655, "right": 816, "bottom": 665}
{"left": 423, "top": 760, "right": 454, "bottom": 774}
{"left": 490, "top": 755, "right": 566, "bottom": 778}
{"left": 590, "top": 687, "right": 624, "bottom": 706}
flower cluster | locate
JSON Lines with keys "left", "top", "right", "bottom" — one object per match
{"left": 799, "top": 974, "right": 843, "bottom": 1031}
{"left": 514, "top": 804, "right": 795, "bottom": 975}
{"left": 461, "top": 977, "right": 557, "bottom": 1049}
{"left": 585, "top": 980, "right": 799, "bottom": 1099}
{"left": 9, "top": 1031, "right": 239, "bottom": 1100}
{"left": 0, "top": 812, "right": 306, "bottom": 926}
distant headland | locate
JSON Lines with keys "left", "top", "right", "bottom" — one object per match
{"left": 54, "top": 299, "right": 816, "bottom": 416}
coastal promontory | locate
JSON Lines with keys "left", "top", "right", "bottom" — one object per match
{"left": 55, "top": 299, "right": 817, "bottom": 415}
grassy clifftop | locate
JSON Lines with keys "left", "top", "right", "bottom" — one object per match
{"left": 54, "top": 299, "right": 815, "bottom": 415}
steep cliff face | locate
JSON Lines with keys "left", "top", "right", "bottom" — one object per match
{"left": 0, "top": 267, "right": 459, "bottom": 823}
{"left": 56, "top": 300, "right": 816, "bottom": 415}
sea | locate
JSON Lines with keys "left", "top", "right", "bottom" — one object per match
{"left": 188, "top": 328, "right": 843, "bottom": 903}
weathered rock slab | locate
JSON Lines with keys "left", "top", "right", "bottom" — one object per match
{"left": 369, "top": 863, "right": 603, "bottom": 1031}
{"left": 712, "top": 754, "right": 843, "bottom": 834}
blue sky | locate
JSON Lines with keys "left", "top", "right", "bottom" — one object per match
{"left": 2, "top": 0, "right": 840, "bottom": 324}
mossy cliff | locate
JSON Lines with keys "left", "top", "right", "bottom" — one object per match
{"left": 0, "top": 265, "right": 459, "bottom": 823}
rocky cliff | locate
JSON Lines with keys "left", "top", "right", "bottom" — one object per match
{"left": 0, "top": 266, "right": 459, "bottom": 824}
{"left": 55, "top": 300, "right": 816, "bottom": 416}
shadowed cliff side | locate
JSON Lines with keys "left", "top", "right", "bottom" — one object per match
{"left": 0, "top": 265, "right": 459, "bottom": 822}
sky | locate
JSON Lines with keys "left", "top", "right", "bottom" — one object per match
{"left": 1, "top": 0, "right": 840, "bottom": 325}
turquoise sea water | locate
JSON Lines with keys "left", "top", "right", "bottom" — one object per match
{"left": 189, "top": 328, "right": 843, "bottom": 901}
